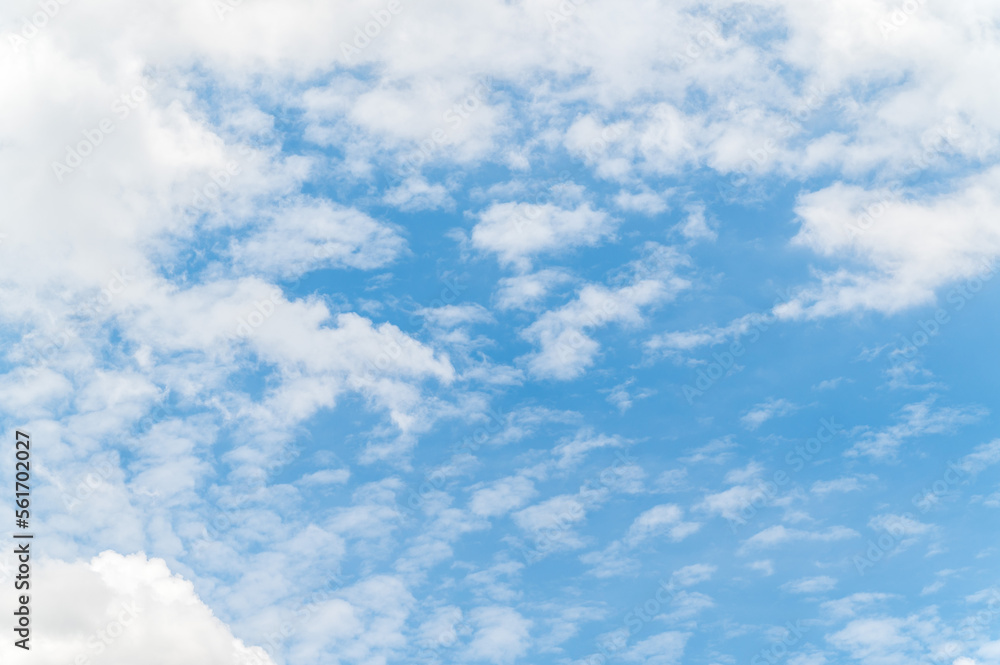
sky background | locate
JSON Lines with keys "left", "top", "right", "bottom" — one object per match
{"left": 1, "top": 0, "right": 1000, "bottom": 663}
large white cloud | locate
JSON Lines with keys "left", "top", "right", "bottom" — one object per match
{"left": 471, "top": 199, "right": 618, "bottom": 271}
{"left": 781, "top": 170, "right": 1000, "bottom": 318}
{"left": 0, "top": 551, "right": 275, "bottom": 664}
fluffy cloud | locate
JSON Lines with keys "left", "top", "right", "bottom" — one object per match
{"left": 464, "top": 607, "right": 532, "bottom": 665}
{"left": 469, "top": 475, "right": 538, "bottom": 518}
{"left": 230, "top": 198, "right": 407, "bottom": 277}
{"left": 781, "top": 172, "right": 1000, "bottom": 318}
{"left": 622, "top": 631, "right": 690, "bottom": 665}
{"left": 0, "top": 551, "right": 274, "bottom": 664}
{"left": 625, "top": 504, "right": 701, "bottom": 546}
{"left": 471, "top": 200, "right": 618, "bottom": 270}
{"left": 741, "top": 398, "right": 797, "bottom": 430}
{"left": 519, "top": 246, "right": 690, "bottom": 380}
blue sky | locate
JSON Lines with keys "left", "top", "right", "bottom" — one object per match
{"left": 1, "top": 0, "right": 1000, "bottom": 664}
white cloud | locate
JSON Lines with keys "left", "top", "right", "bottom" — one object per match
{"left": 811, "top": 476, "right": 874, "bottom": 496}
{"left": 814, "top": 377, "right": 848, "bottom": 391}
{"left": 230, "top": 198, "right": 407, "bottom": 278}
{"left": 471, "top": 200, "right": 617, "bottom": 270}
{"left": 741, "top": 398, "right": 797, "bottom": 430}
{"left": 652, "top": 469, "right": 687, "bottom": 496}
{"left": 0, "top": 367, "right": 73, "bottom": 417}
{"left": 464, "top": 606, "right": 532, "bottom": 665}
{"left": 645, "top": 311, "right": 770, "bottom": 357}
{"left": 868, "top": 513, "right": 934, "bottom": 538}
{"left": 580, "top": 541, "right": 639, "bottom": 579}
{"left": 493, "top": 269, "right": 573, "bottom": 311}
{"left": 660, "top": 591, "right": 715, "bottom": 623}
{"left": 469, "top": 475, "right": 538, "bottom": 518}
{"left": 513, "top": 494, "right": 589, "bottom": 554}
{"left": 748, "top": 560, "right": 775, "bottom": 576}
{"left": 0, "top": 551, "right": 274, "bottom": 664}
{"left": 827, "top": 617, "right": 921, "bottom": 664}
{"left": 463, "top": 562, "right": 524, "bottom": 604}
{"left": 958, "top": 439, "right": 1000, "bottom": 475}
{"left": 698, "top": 484, "right": 766, "bottom": 522}
{"left": 291, "top": 574, "right": 415, "bottom": 664}
{"left": 416, "top": 606, "right": 464, "bottom": 650}
{"left": 740, "top": 525, "right": 858, "bottom": 552}
{"left": 681, "top": 437, "right": 737, "bottom": 465}
{"left": 848, "top": 397, "right": 986, "bottom": 460}
{"left": 820, "top": 593, "right": 895, "bottom": 620}
{"left": 725, "top": 461, "right": 766, "bottom": 485}
{"left": 782, "top": 576, "right": 838, "bottom": 594}
{"left": 614, "top": 188, "right": 669, "bottom": 215}
{"left": 622, "top": 631, "right": 690, "bottom": 665}
{"left": 625, "top": 504, "right": 701, "bottom": 546}
{"left": 598, "top": 462, "right": 647, "bottom": 495}
{"left": 418, "top": 303, "right": 494, "bottom": 328}
{"left": 520, "top": 248, "right": 691, "bottom": 380}
{"left": 671, "top": 564, "right": 717, "bottom": 587}
{"left": 552, "top": 428, "right": 625, "bottom": 469}
{"left": 299, "top": 468, "right": 351, "bottom": 486}
{"left": 676, "top": 204, "right": 717, "bottom": 243}
{"left": 383, "top": 176, "right": 454, "bottom": 211}
{"left": 781, "top": 171, "right": 1000, "bottom": 319}
{"left": 606, "top": 378, "right": 656, "bottom": 414}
